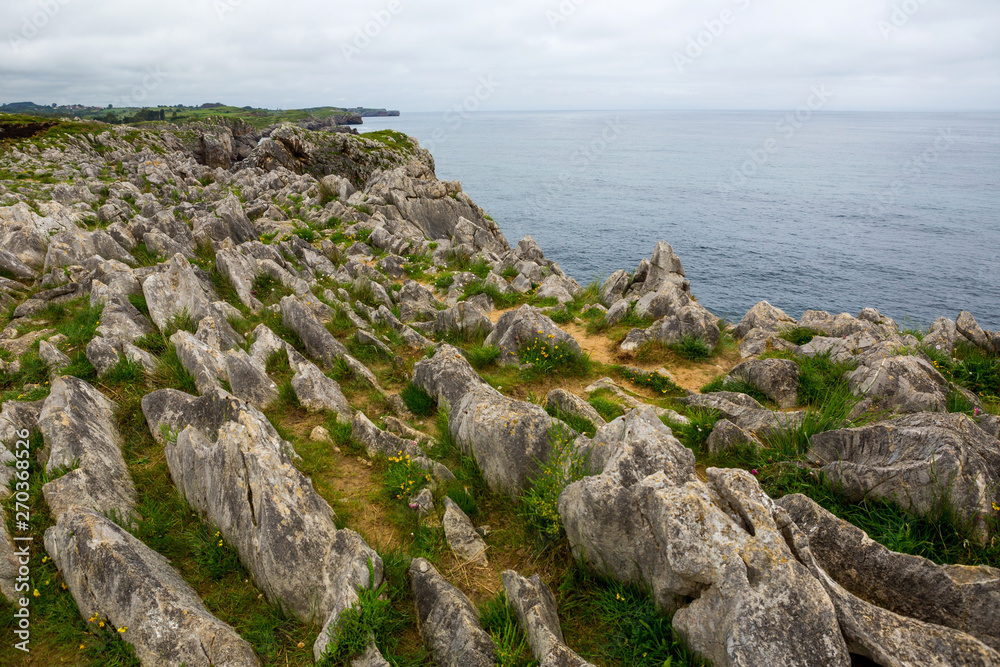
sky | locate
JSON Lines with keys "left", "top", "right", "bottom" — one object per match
{"left": 1, "top": 0, "right": 998, "bottom": 112}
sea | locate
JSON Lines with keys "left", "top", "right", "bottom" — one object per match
{"left": 359, "top": 111, "right": 1000, "bottom": 330}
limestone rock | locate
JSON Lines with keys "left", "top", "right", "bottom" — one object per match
{"left": 808, "top": 413, "right": 1000, "bottom": 540}
{"left": 224, "top": 350, "right": 278, "bottom": 409}
{"left": 727, "top": 357, "right": 799, "bottom": 408}
{"left": 170, "top": 330, "right": 228, "bottom": 394}
{"left": 546, "top": 388, "right": 606, "bottom": 430}
{"left": 484, "top": 304, "right": 582, "bottom": 366}
{"left": 141, "top": 254, "right": 216, "bottom": 333}
{"left": 502, "top": 570, "right": 595, "bottom": 667}
{"left": 39, "top": 377, "right": 136, "bottom": 523}
{"left": 280, "top": 295, "right": 349, "bottom": 366}
{"left": 847, "top": 355, "right": 949, "bottom": 413}
{"left": 734, "top": 300, "right": 796, "bottom": 339}
{"left": 704, "top": 419, "right": 761, "bottom": 455}
{"left": 442, "top": 497, "right": 488, "bottom": 566}
{"left": 351, "top": 412, "right": 424, "bottom": 459}
{"left": 780, "top": 493, "right": 1000, "bottom": 652}
{"left": 600, "top": 270, "right": 631, "bottom": 307}
{"left": 680, "top": 392, "right": 803, "bottom": 437}
{"left": 44, "top": 506, "right": 260, "bottom": 667}
{"left": 412, "top": 344, "right": 485, "bottom": 409}
{"left": 410, "top": 558, "right": 497, "bottom": 667}
{"left": 291, "top": 361, "right": 351, "bottom": 418}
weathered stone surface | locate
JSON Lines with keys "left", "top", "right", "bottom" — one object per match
{"left": 641, "top": 299, "right": 720, "bottom": 349}
{"left": 44, "top": 506, "right": 261, "bottom": 667}
{"left": 600, "top": 270, "right": 631, "bottom": 307}
{"left": 195, "top": 309, "right": 245, "bottom": 352}
{"left": 681, "top": 392, "right": 804, "bottom": 437}
{"left": 435, "top": 301, "right": 494, "bottom": 338}
{"left": 412, "top": 344, "right": 484, "bottom": 409}
{"left": 38, "top": 339, "right": 70, "bottom": 375}
{"left": 559, "top": 409, "right": 850, "bottom": 666}
{"left": 398, "top": 279, "right": 443, "bottom": 322}
{"left": 583, "top": 377, "right": 689, "bottom": 426}
{"left": 43, "top": 228, "right": 134, "bottom": 270}
{"left": 0, "top": 247, "right": 37, "bottom": 280}
{"left": 704, "top": 419, "right": 761, "bottom": 455}
{"left": 142, "top": 253, "right": 216, "bottom": 332}
{"left": 484, "top": 304, "right": 582, "bottom": 366}
{"left": 502, "top": 570, "right": 595, "bottom": 667}
{"left": 225, "top": 350, "right": 278, "bottom": 409}
{"left": 351, "top": 411, "right": 424, "bottom": 459}
{"left": 603, "top": 298, "right": 631, "bottom": 326}
{"left": 410, "top": 557, "right": 497, "bottom": 667}
{"left": 171, "top": 330, "right": 228, "bottom": 394}
{"left": 780, "top": 493, "right": 1000, "bottom": 652}
{"left": 409, "top": 488, "right": 435, "bottom": 517}
{"left": 727, "top": 358, "right": 800, "bottom": 408}
{"left": 847, "top": 355, "right": 949, "bottom": 413}
{"left": 215, "top": 193, "right": 257, "bottom": 245}
{"left": 0, "top": 399, "right": 42, "bottom": 489}
{"left": 442, "top": 497, "right": 488, "bottom": 565}
{"left": 639, "top": 240, "right": 686, "bottom": 294}
{"left": 546, "top": 389, "right": 606, "bottom": 429}
{"left": 535, "top": 274, "right": 580, "bottom": 304}
{"left": 159, "top": 397, "right": 381, "bottom": 644}
{"left": 291, "top": 361, "right": 351, "bottom": 418}
{"left": 86, "top": 335, "right": 122, "bottom": 377}
{"left": 734, "top": 300, "right": 797, "bottom": 339}
{"left": 781, "top": 502, "right": 1000, "bottom": 666}
{"left": 39, "top": 377, "right": 136, "bottom": 523}
{"left": 808, "top": 413, "right": 1000, "bottom": 540}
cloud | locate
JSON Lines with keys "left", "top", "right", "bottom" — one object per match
{"left": 1, "top": 0, "right": 997, "bottom": 110}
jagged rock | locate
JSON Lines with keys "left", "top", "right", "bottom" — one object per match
{"left": 640, "top": 240, "right": 686, "bottom": 294}
{"left": 43, "top": 228, "right": 134, "bottom": 271}
{"left": 704, "top": 419, "right": 761, "bottom": 455}
{"left": 808, "top": 413, "right": 1000, "bottom": 541}
{"left": 924, "top": 317, "right": 959, "bottom": 354}
{"left": 412, "top": 344, "right": 484, "bottom": 409}
{"left": 351, "top": 412, "right": 424, "bottom": 459}
{"left": 681, "top": 392, "right": 804, "bottom": 436}
{"left": 291, "top": 361, "right": 351, "bottom": 418}
{"left": 502, "top": 570, "right": 595, "bottom": 667}
{"left": 734, "top": 300, "right": 797, "bottom": 339}
{"left": 224, "top": 350, "right": 278, "bottom": 409}
{"left": 92, "top": 290, "right": 155, "bottom": 346}
{"left": 141, "top": 254, "right": 216, "bottom": 332}
{"left": 780, "top": 493, "right": 1000, "bottom": 652}
{"left": 248, "top": 323, "right": 291, "bottom": 368}
{"left": 603, "top": 298, "right": 631, "bottom": 327}
{"left": 484, "top": 304, "right": 582, "bottom": 366}
{"left": 442, "top": 497, "right": 488, "bottom": 565}
{"left": 170, "top": 330, "right": 228, "bottom": 394}
{"left": 38, "top": 339, "right": 70, "bottom": 375}
{"left": 546, "top": 389, "right": 606, "bottom": 429}
{"left": 39, "top": 376, "right": 136, "bottom": 523}
{"left": 144, "top": 229, "right": 194, "bottom": 259}
{"left": 151, "top": 391, "right": 381, "bottom": 649}
{"left": 583, "top": 378, "right": 688, "bottom": 426}
{"left": 398, "top": 279, "right": 443, "bottom": 322}
{"left": 280, "top": 295, "right": 349, "bottom": 366}
{"left": 215, "top": 194, "right": 257, "bottom": 245}
{"left": 727, "top": 358, "right": 799, "bottom": 408}
{"left": 600, "top": 270, "right": 631, "bottom": 307}
{"left": 559, "top": 408, "right": 849, "bottom": 665}
{"left": 410, "top": 558, "right": 497, "bottom": 667}
{"left": 409, "top": 488, "right": 435, "bottom": 517}
{"left": 0, "top": 248, "right": 37, "bottom": 280}
{"left": 847, "top": 354, "right": 949, "bottom": 413}
{"left": 957, "top": 311, "right": 1000, "bottom": 354}
{"left": 0, "top": 399, "right": 42, "bottom": 486}
{"left": 639, "top": 295, "right": 720, "bottom": 349}
{"left": 434, "top": 301, "right": 493, "bottom": 338}
{"left": 535, "top": 274, "right": 580, "bottom": 304}
{"left": 194, "top": 308, "right": 244, "bottom": 352}
{"left": 781, "top": 503, "right": 1000, "bottom": 666}
{"left": 0, "top": 328, "right": 54, "bottom": 356}
{"left": 44, "top": 506, "right": 261, "bottom": 667}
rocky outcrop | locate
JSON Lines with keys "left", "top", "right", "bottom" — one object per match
{"left": 39, "top": 377, "right": 136, "bottom": 523}
{"left": 681, "top": 391, "right": 804, "bottom": 437}
{"left": 847, "top": 355, "right": 950, "bottom": 413}
{"left": 141, "top": 253, "right": 216, "bottom": 333}
{"left": 808, "top": 413, "right": 1000, "bottom": 540}
{"left": 484, "top": 304, "right": 582, "bottom": 366}
{"left": 559, "top": 407, "right": 851, "bottom": 665}
{"left": 442, "top": 497, "right": 488, "bottom": 565}
{"left": 502, "top": 570, "right": 595, "bottom": 667}
{"left": 410, "top": 558, "right": 497, "bottom": 667}
{"left": 44, "top": 506, "right": 260, "bottom": 667}
{"left": 727, "top": 357, "right": 800, "bottom": 408}
{"left": 780, "top": 493, "right": 1000, "bottom": 652}
{"left": 546, "top": 388, "right": 606, "bottom": 429}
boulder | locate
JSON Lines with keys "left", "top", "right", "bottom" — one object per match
{"left": 847, "top": 355, "right": 949, "bottom": 413}
{"left": 484, "top": 305, "right": 582, "bottom": 366}
{"left": 39, "top": 377, "right": 136, "bottom": 523}
{"left": 435, "top": 301, "right": 494, "bottom": 339}
{"left": 44, "top": 506, "right": 261, "bottom": 667}
{"left": 412, "top": 344, "right": 485, "bottom": 409}
{"left": 535, "top": 274, "right": 580, "bottom": 304}
{"left": 502, "top": 570, "right": 595, "bottom": 667}
{"left": 780, "top": 493, "right": 1000, "bottom": 652}
{"left": 280, "top": 295, "right": 349, "bottom": 367}
{"left": 398, "top": 280, "right": 443, "bottom": 322}
{"left": 680, "top": 392, "right": 804, "bottom": 437}
{"left": 600, "top": 270, "right": 631, "bottom": 307}
{"left": 0, "top": 248, "right": 37, "bottom": 281}
{"left": 442, "top": 497, "right": 488, "bottom": 566}
{"left": 734, "top": 300, "right": 797, "bottom": 339}
{"left": 704, "top": 419, "right": 762, "bottom": 455}
{"left": 808, "top": 413, "right": 1000, "bottom": 540}
{"left": 957, "top": 311, "right": 1000, "bottom": 354}
{"left": 640, "top": 241, "right": 686, "bottom": 294}
{"left": 410, "top": 558, "right": 497, "bottom": 667}
{"left": 224, "top": 350, "right": 278, "bottom": 409}
{"left": 141, "top": 254, "right": 216, "bottom": 333}
{"left": 170, "top": 330, "right": 228, "bottom": 395}
{"left": 559, "top": 409, "right": 850, "bottom": 666}
{"left": 38, "top": 339, "right": 70, "bottom": 375}
{"left": 351, "top": 412, "right": 424, "bottom": 460}
{"left": 726, "top": 358, "right": 799, "bottom": 408}
{"left": 162, "top": 403, "right": 381, "bottom": 640}
{"left": 546, "top": 389, "right": 606, "bottom": 430}
{"left": 291, "top": 361, "right": 351, "bottom": 418}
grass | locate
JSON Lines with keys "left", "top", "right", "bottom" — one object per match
{"left": 779, "top": 327, "right": 820, "bottom": 346}
{"left": 669, "top": 335, "right": 712, "bottom": 361}
{"left": 520, "top": 423, "right": 591, "bottom": 547}
{"left": 588, "top": 393, "right": 625, "bottom": 423}
{"left": 517, "top": 337, "right": 592, "bottom": 379}
{"left": 617, "top": 365, "right": 686, "bottom": 399}
{"left": 546, "top": 406, "right": 597, "bottom": 438}
{"left": 479, "top": 593, "right": 535, "bottom": 667}
{"left": 925, "top": 341, "right": 1000, "bottom": 402}
{"left": 401, "top": 382, "right": 436, "bottom": 417}
{"left": 463, "top": 280, "right": 521, "bottom": 309}
{"left": 670, "top": 408, "right": 721, "bottom": 452}
{"left": 699, "top": 375, "right": 771, "bottom": 406}
{"left": 467, "top": 344, "right": 502, "bottom": 370}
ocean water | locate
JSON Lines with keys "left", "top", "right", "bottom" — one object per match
{"left": 360, "top": 111, "right": 1000, "bottom": 329}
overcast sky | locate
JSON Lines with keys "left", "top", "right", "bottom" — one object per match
{"left": 1, "top": 0, "right": 998, "bottom": 111}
